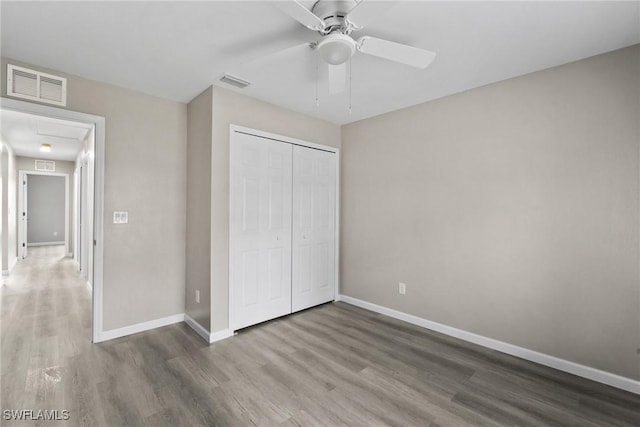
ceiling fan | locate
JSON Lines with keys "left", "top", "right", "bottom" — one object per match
{"left": 273, "top": 0, "right": 436, "bottom": 94}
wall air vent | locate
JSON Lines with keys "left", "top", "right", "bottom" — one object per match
{"left": 219, "top": 73, "right": 251, "bottom": 89}
{"left": 35, "top": 160, "right": 55, "bottom": 172}
{"left": 7, "top": 64, "right": 67, "bottom": 106}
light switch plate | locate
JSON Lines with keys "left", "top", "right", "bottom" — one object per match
{"left": 113, "top": 211, "right": 129, "bottom": 224}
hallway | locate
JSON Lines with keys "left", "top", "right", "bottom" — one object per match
{"left": 1, "top": 246, "right": 92, "bottom": 424}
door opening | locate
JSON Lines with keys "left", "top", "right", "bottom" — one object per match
{"left": 1, "top": 97, "right": 105, "bottom": 343}
{"left": 18, "top": 170, "right": 70, "bottom": 258}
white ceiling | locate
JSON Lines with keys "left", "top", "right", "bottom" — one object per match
{"left": 1, "top": 1, "right": 639, "bottom": 125}
{"left": 0, "top": 110, "right": 92, "bottom": 161}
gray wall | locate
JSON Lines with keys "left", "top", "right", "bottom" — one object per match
{"left": 2, "top": 57, "right": 188, "bottom": 331}
{"left": 341, "top": 45, "right": 640, "bottom": 380}
{"left": 186, "top": 87, "right": 213, "bottom": 330}
{"left": 26, "top": 175, "right": 65, "bottom": 244}
{"left": 17, "top": 157, "right": 75, "bottom": 252}
{"left": 209, "top": 86, "right": 342, "bottom": 332}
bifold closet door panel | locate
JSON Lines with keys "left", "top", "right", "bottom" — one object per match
{"left": 292, "top": 145, "right": 336, "bottom": 312}
{"left": 230, "top": 133, "right": 293, "bottom": 330}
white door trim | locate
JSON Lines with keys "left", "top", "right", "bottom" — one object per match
{"left": 18, "top": 170, "right": 69, "bottom": 254}
{"left": 1, "top": 97, "right": 105, "bottom": 344}
{"left": 228, "top": 124, "right": 340, "bottom": 331}
{"left": 230, "top": 124, "right": 340, "bottom": 154}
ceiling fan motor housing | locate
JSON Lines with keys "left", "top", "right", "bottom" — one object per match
{"left": 312, "top": 0, "right": 358, "bottom": 34}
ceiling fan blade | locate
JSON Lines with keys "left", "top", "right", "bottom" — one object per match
{"left": 235, "top": 42, "right": 313, "bottom": 70}
{"left": 328, "top": 63, "right": 347, "bottom": 95}
{"left": 357, "top": 36, "right": 436, "bottom": 69}
{"left": 346, "top": 0, "right": 398, "bottom": 30}
{"left": 274, "top": 1, "right": 326, "bottom": 31}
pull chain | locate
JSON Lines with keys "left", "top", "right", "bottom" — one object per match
{"left": 348, "top": 57, "right": 352, "bottom": 115}
{"left": 315, "top": 50, "right": 320, "bottom": 107}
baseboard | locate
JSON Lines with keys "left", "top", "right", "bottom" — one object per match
{"left": 184, "top": 314, "right": 210, "bottom": 342}
{"left": 184, "top": 314, "right": 233, "bottom": 344}
{"left": 85, "top": 281, "right": 92, "bottom": 292}
{"left": 209, "top": 328, "right": 233, "bottom": 343}
{"left": 27, "top": 241, "right": 65, "bottom": 247}
{"left": 99, "top": 313, "right": 186, "bottom": 342}
{"left": 67, "top": 252, "right": 73, "bottom": 257}
{"left": 339, "top": 295, "right": 640, "bottom": 395}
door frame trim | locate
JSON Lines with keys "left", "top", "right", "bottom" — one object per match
{"left": 228, "top": 124, "right": 341, "bottom": 331}
{"left": 1, "top": 97, "right": 105, "bottom": 344}
{"left": 18, "top": 170, "right": 70, "bottom": 255}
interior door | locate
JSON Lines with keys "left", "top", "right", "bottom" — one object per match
{"left": 21, "top": 174, "right": 28, "bottom": 258}
{"left": 230, "top": 132, "right": 293, "bottom": 330}
{"left": 79, "top": 164, "right": 85, "bottom": 274}
{"left": 292, "top": 145, "right": 336, "bottom": 312}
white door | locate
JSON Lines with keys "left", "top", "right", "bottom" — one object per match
{"left": 20, "top": 174, "right": 28, "bottom": 258}
{"left": 79, "top": 163, "right": 88, "bottom": 277}
{"left": 292, "top": 146, "right": 336, "bottom": 312}
{"left": 230, "top": 133, "right": 293, "bottom": 330}
{"left": 73, "top": 167, "right": 80, "bottom": 266}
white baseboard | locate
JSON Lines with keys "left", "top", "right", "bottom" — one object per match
{"left": 27, "top": 241, "right": 65, "bottom": 247}
{"left": 209, "top": 328, "right": 233, "bottom": 343}
{"left": 184, "top": 314, "right": 232, "bottom": 344}
{"left": 184, "top": 314, "right": 210, "bottom": 341}
{"left": 339, "top": 295, "right": 640, "bottom": 395}
{"left": 85, "top": 281, "right": 92, "bottom": 293}
{"left": 99, "top": 313, "right": 185, "bottom": 342}
{"left": 67, "top": 252, "right": 73, "bottom": 257}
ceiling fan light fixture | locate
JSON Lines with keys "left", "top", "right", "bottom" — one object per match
{"left": 317, "top": 34, "right": 356, "bottom": 65}
{"left": 40, "top": 143, "right": 52, "bottom": 152}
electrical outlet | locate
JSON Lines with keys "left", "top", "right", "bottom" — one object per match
{"left": 195, "top": 289, "right": 200, "bottom": 303}
{"left": 399, "top": 282, "right": 406, "bottom": 295}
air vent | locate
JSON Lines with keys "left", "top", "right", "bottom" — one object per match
{"left": 219, "top": 73, "right": 251, "bottom": 89}
{"left": 7, "top": 64, "right": 67, "bottom": 106}
{"left": 35, "top": 160, "right": 55, "bottom": 172}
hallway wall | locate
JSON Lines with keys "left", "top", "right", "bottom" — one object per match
{"left": 16, "top": 157, "right": 75, "bottom": 253}
{"left": 26, "top": 175, "right": 65, "bottom": 245}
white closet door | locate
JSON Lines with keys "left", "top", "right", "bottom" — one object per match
{"left": 230, "top": 133, "right": 293, "bottom": 330}
{"left": 292, "top": 145, "right": 336, "bottom": 312}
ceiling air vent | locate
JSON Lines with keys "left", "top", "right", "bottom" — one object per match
{"left": 35, "top": 160, "right": 55, "bottom": 172}
{"left": 7, "top": 64, "right": 67, "bottom": 106}
{"left": 219, "top": 73, "right": 251, "bottom": 89}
